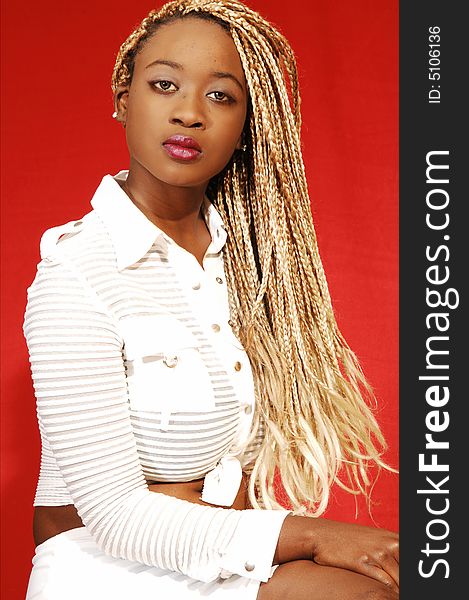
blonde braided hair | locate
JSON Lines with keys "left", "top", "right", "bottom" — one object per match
{"left": 112, "top": 0, "right": 390, "bottom": 516}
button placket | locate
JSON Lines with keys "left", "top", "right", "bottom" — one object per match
{"left": 170, "top": 242, "right": 256, "bottom": 448}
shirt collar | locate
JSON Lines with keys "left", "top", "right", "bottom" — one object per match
{"left": 90, "top": 170, "right": 227, "bottom": 271}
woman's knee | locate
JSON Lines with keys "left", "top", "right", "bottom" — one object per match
{"left": 360, "top": 587, "right": 399, "bottom": 600}
{"left": 257, "top": 560, "right": 399, "bottom": 600}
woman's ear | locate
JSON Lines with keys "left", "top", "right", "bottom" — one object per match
{"left": 235, "top": 132, "right": 247, "bottom": 152}
{"left": 113, "top": 86, "right": 130, "bottom": 127}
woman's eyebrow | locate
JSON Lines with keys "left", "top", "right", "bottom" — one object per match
{"left": 145, "top": 59, "right": 245, "bottom": 92}
{"left": 145, "top": 59, "right": 182, "bottom": 70}
{"left": 211, "top": 71, "right": 245, "bottom": 92}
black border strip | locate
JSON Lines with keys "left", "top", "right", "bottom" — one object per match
{"left": 400, "top": 1, "right": 464, "bottom": 596}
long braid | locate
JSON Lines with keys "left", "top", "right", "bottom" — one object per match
{"left": 111, "top": 0, "right": 390, "bottom": 516}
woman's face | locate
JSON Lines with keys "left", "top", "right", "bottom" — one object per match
{"left": 116, "top": 17, "right": 248, "bottom": 190}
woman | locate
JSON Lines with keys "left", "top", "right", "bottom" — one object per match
{"left": 24, "top": 1, "right": 398, "bottom": 598}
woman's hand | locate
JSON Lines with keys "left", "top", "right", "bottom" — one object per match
{"left": 308, "top": 518, "right": 399, "bottom": 591}
{"left": 275, "top": 516, "right": 399, "bottom": 593}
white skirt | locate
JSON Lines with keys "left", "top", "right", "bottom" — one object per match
{"left": 26, "top": 527, "right": 264, "bottom": 600}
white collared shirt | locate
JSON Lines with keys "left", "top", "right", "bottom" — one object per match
{"left": 25, "top": 171, "right": 289, "bottom": 583}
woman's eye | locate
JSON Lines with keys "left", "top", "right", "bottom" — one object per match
{"left": 153, "top": 80, "right": 176, "bottom": 92}
{"left": 208, "top": 91, "right": 232, "bottom": 103}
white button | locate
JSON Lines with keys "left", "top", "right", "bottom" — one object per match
{"left": 163, "top": 355, "right": 178, "bottom": 368}
{"left": 244, "top": 562, "right": 255, "bottom": 572}
{"left": 216, "top": 276, "right": 223, "bottom": 284}
{"left": 192, "top": 282, "right": 201, "bottom": 290}
{"left": 211, "top": 324, "right": 221, "bottom": 333}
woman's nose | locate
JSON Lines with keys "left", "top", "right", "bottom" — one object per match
{"left": 169, "top": 93, "right": 206, "bottom": 129}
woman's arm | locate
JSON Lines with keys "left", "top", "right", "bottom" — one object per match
{"left": 24, "top": 255, "right": 288, "bottom": 583}
{"left": 32, "top": 476, "right": 249, "bottom": 547}
{"left": 274, "top": 516, "right": 399, "bottom": 592}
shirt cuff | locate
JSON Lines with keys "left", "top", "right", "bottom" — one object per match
{"left": 219, "top": 508, "right": 291, "bottom": 582}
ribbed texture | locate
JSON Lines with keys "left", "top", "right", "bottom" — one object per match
{"left": 24, "top": 205, "right": 263, "bottom": 581}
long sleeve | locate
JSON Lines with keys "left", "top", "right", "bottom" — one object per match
{"left": 24, "top": 256, "right": 289, "bottom": 583}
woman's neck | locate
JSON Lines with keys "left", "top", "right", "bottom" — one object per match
{"left": 123, "top": 165, "right": 211, "bottom": 266}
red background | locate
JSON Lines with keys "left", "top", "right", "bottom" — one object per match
{"left": 0, "top": 1, "right": 398, "bottom": 597}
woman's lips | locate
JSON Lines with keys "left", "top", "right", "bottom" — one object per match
{"left": 163, "top": 144, "right": 201, "bottom": 161}
{"left": 163, "top": 135, "right": 202, "bottom": 162}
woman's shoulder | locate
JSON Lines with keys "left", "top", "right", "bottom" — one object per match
{"left": 25, "top": 209, "right": 120, "bottom": 330}
{"left": 26, "top": 209, "right": 113, "bottom": 298}
{"left": 39, "top": 211, "right": 98, "bottom": 261}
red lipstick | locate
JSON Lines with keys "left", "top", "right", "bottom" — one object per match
{"left": 162, "top": 135, "right": 202, "bottom": 161}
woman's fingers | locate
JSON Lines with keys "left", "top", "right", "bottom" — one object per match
{"left": 377, "top": 537, "right": 399, "bottom": 587}
{"left": 357, "top": 546, "right": 399, "bottom": 593}
{"left": 389, "top": 536, "right": 400, "bottom": 562}
{"left": 359, "top": 562, "right": 399, "bottom": 594}
{"left": 381, "top": 554, "right": 399, "bottom": 589}
{"left": 369, "top": 551, "right": 399, "bottom": 589}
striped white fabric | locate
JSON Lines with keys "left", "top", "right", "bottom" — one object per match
{"left": 24, "top": 171, "right": 289, "bottom": 583}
